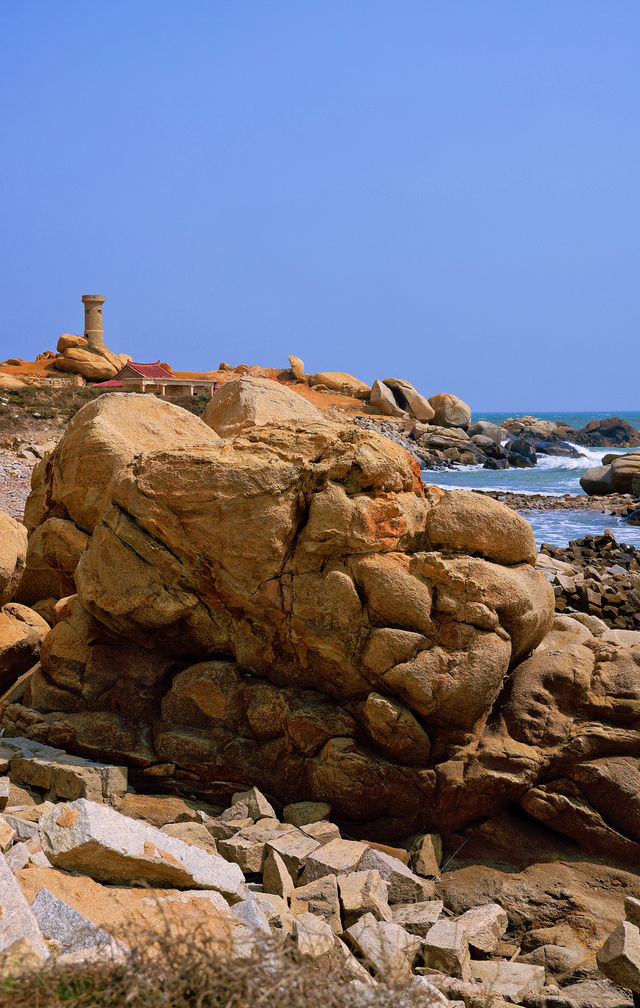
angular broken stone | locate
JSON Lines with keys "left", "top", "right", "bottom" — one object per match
{"left": 291, "top": 874, "right": 342, "bottom": 934}
{"left": 358, "top": 847, "right": 434, "bottom": 904}
{"left": 300, "top": 820, "right": 341, "bottom": 845}
{"left": 4, "top": 842, "right": 29, "bottom": 872}
{"left": 31, "top": 889, "right": 122, "bottom": 955}
{"left": 346, "top": 911, "right": 421, "bottom": 981}
{"left": 422, "top": 918, "right": 471, "bottom": 980}
{"left": 11, "top": 751, "right": 127, "bottom": 804}
{"left": 264, "top": 831, "right": 320, "bottom": 881}
{"left": 231, "top": 787, "right": 277, "bottom": 822}
{"left": 626, "top": 896, "right": 640, "bottom": 929}
{"left": 230, "top": 898, "right": 272, "bottom": 937}
{"left": 458, "top": 902, "right": 508, "bottom": 954}
{"left": 161, "top": 822, "right": 218, "bottom": 854}
{"left": 391, "top": 901, "right": 443, "bottom": 937}
{"left": 205, "top": 816, "right": 254, "bottom": 841}
{"left": 300, "top": 838, "right": 368, "bottom": 884}
{"left": 410, "top": 833, "right": 442, "bottom": 878}
{"left": 218, "top": 819, "right": 295, "bottom": 874}
{"left": 470, "top": 960, "right": 546, "bottom": 1000}
{"left": 38, "top": 799, "right": 248, "bottom": 901}
{"left": 0, "top": 817, "right": 15, "bottom": 853}
{"left": 252, "top": 892, "right": 295, "bottom": 934}
{"left": 597, "top": 920, "right": 640, "bottom": 993}
{"left": 0, "top": 778, "right": 9, "bottom": 810}
{"left": 219, "top": 800, "right": 250, "bottom": 822}
{"left": 337, "top": 869, "right": 391, "bottom": 928}
{"left": 294, "top": 912, "right": 371, "bottom": 984}
{"left": 0, "top": 855, "right": 49, "bottom": 959}
{"left": 283, "top": 801, "right": 331, "bottom": 827}
{"left": 262, "top": 848, "right": 295, "bottom": 900}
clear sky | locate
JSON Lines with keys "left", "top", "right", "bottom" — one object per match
{"left": 1, "top": 2, "right": 638, "bottom": 410}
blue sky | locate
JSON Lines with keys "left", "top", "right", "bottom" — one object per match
{"left": 1, "top": 2, "right": 638, "bottom": 410}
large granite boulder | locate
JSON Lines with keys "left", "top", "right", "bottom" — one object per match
{"left": 9, "top": 398, "right": 640, "bottom": 864}
{"left": 427, "top": 394, "right": 472, "bottom": 430}
{"left": 1, "top": 395, "right": 558, "bottom": 837}
{"left": 580, "top": 452, "right": 640, "bottom": 496}
{"left": 202, "top": 376, "right": 322, "bottom": 437}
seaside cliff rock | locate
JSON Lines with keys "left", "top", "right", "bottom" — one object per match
{"left": 4, "top": 391, "right": 640, "bottom": 866}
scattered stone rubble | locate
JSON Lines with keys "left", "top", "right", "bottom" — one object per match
{"left": 0, "top": 738, "right": 634, "bottom": 1006}
{"left": 539, "top": 531, "right": 640, "bottom": 631}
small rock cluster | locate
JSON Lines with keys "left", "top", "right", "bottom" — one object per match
{"left": 539, "top": 531, "right": 640, "bottom": 631}
{"left": 0, "top": 736, "right": 609, "bottom": 1007}
{"left": 598, "top": 897, "right": 640, "bottom": 1003}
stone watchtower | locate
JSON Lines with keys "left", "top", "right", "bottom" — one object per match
{"left": 81, "top": 294, "right": 106, "bottom": 352}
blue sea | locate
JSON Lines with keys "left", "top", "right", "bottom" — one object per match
{"left": 424, "top": 411, "right": 640, "bottom": 548}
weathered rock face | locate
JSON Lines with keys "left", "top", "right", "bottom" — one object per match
{"left": 202, "top": 376, "right": 321, "bottom": 437}
{"left": 0, "top": 395, "right": 561, "bottom": 840}
{"left": 12, "top": 400, "right": 640, "bottom": 865}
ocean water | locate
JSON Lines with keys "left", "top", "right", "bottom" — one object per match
{"left": 423, "top": 410, "right": 640, "bottom": 547}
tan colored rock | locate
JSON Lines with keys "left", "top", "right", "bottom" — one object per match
{"left": 382, "top": 378, "right": 436, "bottom": 422}
{"left": 300, "top": 839, "right": 368, "bottom": 884}
{"left": 0, "top": 937, "right": 46, "bottom": 978}
{"left": 38, "top": 799, "right": 248, "bottom": 900}
{"left": 426, "top": 490, "right": 539, "bottom": 566}
{"left": 427, "top": 392, "right": 472, "bottom": 429}
{"left": 291, "top": 874, "right": 342, "bottom": 933}
{"left": 4, "top": 395, "right": 564, "bottom": 842}
{"left": 288, "top": 355, "right": 305, "bottom": 380}
{"left": 345, "top": 912, "right": 421, "bottom": 981}
{"left": 202, "top": 376, "right": 321, "bottom": 437}
{"left": 57, "top": 334, "right": 87, "bottom": 353}
{"left": 161, "top": 822, "right": 217, "bottom": 854}
{"left": 308, "top": 371, "right": 371, "bottom": 398}
{"left": 581, "top": 452, "right": 640, "bottom": 496}
{"left": 16, "top": 517, "right": 89, "bottom": 606}
{"left": 370, "top": 379, "right": 407, "bottom": 418}
{"left": 262, "top": 848, "right": 294, "bottom": 900}
{"left": 35, "top": 392, "right": 220, "bottom": 533}
{"left": 0, "top": 512, "right": 27, "bottom": 607}
{"left": 410, "top": 833, "right": 442, "bottom": 878}
{"left": 337, "top": 869, "right": 391, "bottom": 928}
{"left": 0, "top": 603, "right": 49, "bottom": 695}
{"left": 54, "top": 348, "right": 118, "bottom": 382}
{"left": 283, "top": 801, "right": 331, "bottom": 827}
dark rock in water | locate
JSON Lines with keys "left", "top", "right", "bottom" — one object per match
{"left": 573, "top": 416, "right": 640, "bottom": 449}
{"left": 625, "top": 509, "right": 640, "bottom": 526}
{"left": 533, "top": 440, "right": 585, "bottom": 459}
{"left": 483, "top": 457, "right": 508, "bottom": 470}
{"left": 505, "top": 437, "right": 537, "bottom": 468}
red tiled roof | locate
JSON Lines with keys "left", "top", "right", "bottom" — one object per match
{"left": 94, "top": 379, "right": 123, "bottom": 387}
{"left": 116, "top": 361, "right": 176, "bottom": 379}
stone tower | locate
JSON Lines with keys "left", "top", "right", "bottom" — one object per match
{"left": 81, "top": 294, "right": 106, "bottom": 352}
